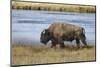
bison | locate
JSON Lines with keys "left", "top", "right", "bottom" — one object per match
{"left": 40, "top": 23, "right": 87, "bottom": 48}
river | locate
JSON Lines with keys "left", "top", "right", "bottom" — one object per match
{"left": 12, "top": 10, "right": 96, "bottom": 45}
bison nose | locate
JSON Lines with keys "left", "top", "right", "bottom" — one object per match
{"left": 40, "top": 40, "right": 44, "bottom": 43}
{"left": 40, "top": 40, "right": 47, "bottom": 45}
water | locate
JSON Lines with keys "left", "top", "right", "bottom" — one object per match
{"left": 12, "top": 10, "right": 96, "bottom": 45}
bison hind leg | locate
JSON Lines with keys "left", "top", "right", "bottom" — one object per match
{"left": 51, "top": 41, "right": 57, "bottom": 48}
{"left": 81, "top": 39, "right": 88, "bottom": 47}
{"left": 76, "top": 38, "right": 80, "bottom": 48}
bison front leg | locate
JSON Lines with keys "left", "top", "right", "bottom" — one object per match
{"left": 51, "top": 41, "right": 57, "bottom": 48}
{"left": 58, "top": 39, "right": 65, "bottom": 48}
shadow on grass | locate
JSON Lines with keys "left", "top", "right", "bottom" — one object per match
{"left": 63, "top": 45, "right": 95, "bottom": 51}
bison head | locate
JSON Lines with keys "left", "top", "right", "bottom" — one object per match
{"left": 40, "top": 29, "right": 51, "bottom": 45}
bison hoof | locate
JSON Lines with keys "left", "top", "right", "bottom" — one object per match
{"left": 76, "top": 46, "right": 81, "bottom": 49}
{"left": 83, "top": 45, "right": 88, "bottom": 48}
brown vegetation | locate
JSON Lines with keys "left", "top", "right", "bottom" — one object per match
{"left": 12, "top": 1, "right": 96, "bottom": 13}
{"left": 11, "top": 44, "right": 95, "bottom": 65}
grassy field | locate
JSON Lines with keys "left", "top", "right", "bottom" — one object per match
{"left": 11, "top": 44, "right": 96, "bottom": 65}
{"left": 12, "top": 1, "right": 95, "bottom": 13}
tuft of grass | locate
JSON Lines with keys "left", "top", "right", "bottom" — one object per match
{"left": 11, "top": 44, "right": 96, "bottom": 65}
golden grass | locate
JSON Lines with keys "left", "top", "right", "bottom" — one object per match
{"left": 11, "top": 44, "right": 96, "bottom": 65}
{"left": 12, "top": 1, "right": 95, "bottom": 13}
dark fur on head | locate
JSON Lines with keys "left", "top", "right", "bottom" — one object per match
{"left": 40, "top": 29, "right": 51, "bottom": 44}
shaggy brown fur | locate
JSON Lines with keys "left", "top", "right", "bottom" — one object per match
{"left": 40, "top": 23, "right": 87, "bottom": 48}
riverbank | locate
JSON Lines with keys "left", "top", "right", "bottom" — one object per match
{"left": 11, "top": 44, "right": 96, "bottom": 65}
{"left": 12, "top": 1, "right": 96, "bottom": 13}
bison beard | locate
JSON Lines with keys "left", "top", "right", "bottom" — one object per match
{"left": 40, "top": 23, "right": 87, "bottom": 48}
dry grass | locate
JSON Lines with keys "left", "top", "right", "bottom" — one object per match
{"left": 12, "top": 1, "right": 95, "bottom": 13}
{"left": 11, "top": 44, "right": 96, "bottom": 65}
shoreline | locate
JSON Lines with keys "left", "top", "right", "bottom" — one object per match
{"left": 12, "top": 1, "right": 96, "bottom": 13}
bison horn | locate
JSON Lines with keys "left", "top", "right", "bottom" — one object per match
{"left": 42, "top": 30, "right": 45, "bottom": 34}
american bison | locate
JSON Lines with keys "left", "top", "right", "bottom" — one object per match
{"left": 40, "top": 23, "right": 87, "bottom": 48}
